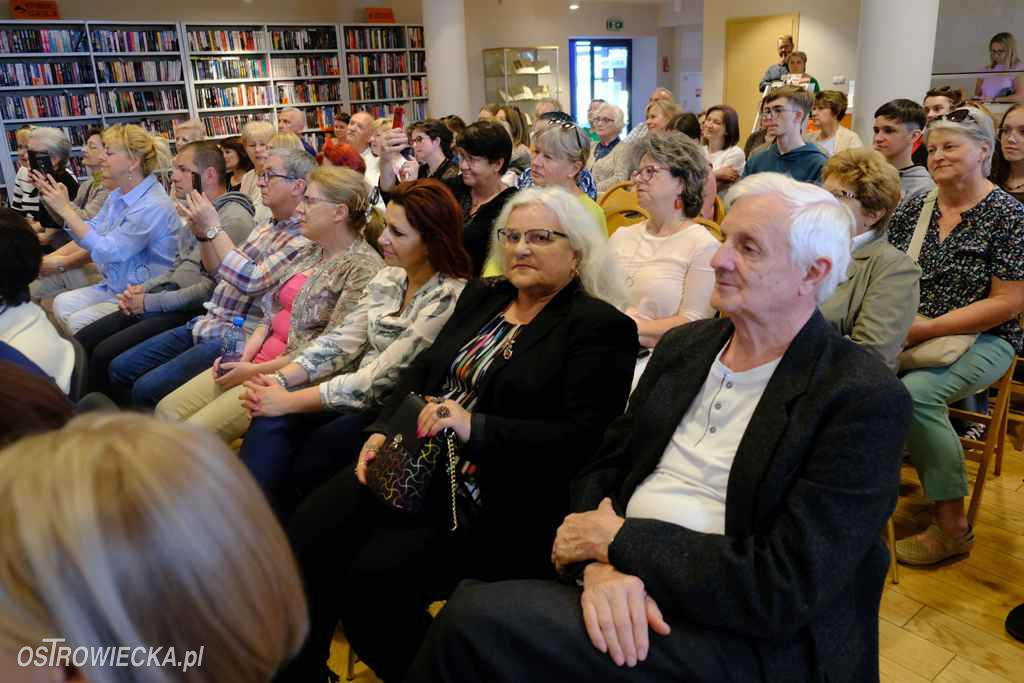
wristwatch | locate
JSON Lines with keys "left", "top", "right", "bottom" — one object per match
{"left": 197, "top": 225, "right": 222, "bottom": 242}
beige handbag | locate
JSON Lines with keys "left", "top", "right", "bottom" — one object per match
{"left": 898, "top": 190, "right": 978, "bottom": 372}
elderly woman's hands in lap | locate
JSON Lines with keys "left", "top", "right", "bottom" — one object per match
{"left": 417, "top": 398, "right": 471, "bottom": 441}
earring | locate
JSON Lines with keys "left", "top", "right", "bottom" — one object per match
{"left": 674, "top": 197, "right": 683, "bottom": 210}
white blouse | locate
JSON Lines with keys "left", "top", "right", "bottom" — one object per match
{"left": 608, "top": 221, "right": 719, "bottom": 323}
{"left": 705, "top": 145, "right": 746, "bottom": 175}
{"left": 0, "top": 302, "right": 74, "bottom": 393}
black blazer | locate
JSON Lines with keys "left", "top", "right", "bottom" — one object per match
{"left": 374, "top": 277, "right": 638, "bottom": 577}
{"left": 574, "top": 312, "right": 911, "bottom": 683}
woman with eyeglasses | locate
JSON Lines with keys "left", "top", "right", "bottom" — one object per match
{"left": 230, "top": 179, "right": 469, "bottom": 517}
{"left": 990, "top": 103, "right": 1024, "bottom": 203}
{"left": 975, "top": 32, "right": 1023, "bottom": 104}
{"left": 588, "top": 102, "right": 628, "bottom": 192}
{"left": 274, "top": 186, "right": 636, "bottom": 683}
{"left": 820, "top": 148, "right": 920, "bottom": 372}
{"left": 526, "top": 121, "right": 606, "bottom": 231}
{"left": 887, "top": 107, "right": 1024, "bottom": 566}
{"left": 609, "top": 132, "right": 719, "bottom": 387}
{"left": 155, "top": 166, "right": 385, "bottom": 444}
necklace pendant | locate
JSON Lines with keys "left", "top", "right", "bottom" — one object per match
{"left": 502, "top": 345, "right": 514, "bottom": 360}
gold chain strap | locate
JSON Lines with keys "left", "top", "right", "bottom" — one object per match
{"left": 446, "top": 428, "right": 458, "bottom": 532}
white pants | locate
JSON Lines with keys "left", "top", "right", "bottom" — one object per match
{"left": 52, "top": 284, "right": 119, "bottom": 334}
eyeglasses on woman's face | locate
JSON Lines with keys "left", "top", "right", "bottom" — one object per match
{"left": 496, "top": 227, "right": 568, "bottom": 246}
{"left": 630, "top": 165, "right": 669, "bottom": 184}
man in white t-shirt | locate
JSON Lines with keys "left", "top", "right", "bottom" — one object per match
{"left": 407, "top": 173, "right": 912, "bottom": 683}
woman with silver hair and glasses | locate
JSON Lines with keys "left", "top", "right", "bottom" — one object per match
{"left": 888, "top": 107, "right": 1024, "bottom": 566}
{"left": 588, "top": 102, "right": 627, "bottom": 192}
{"left": 609, "top": 131, "right": 719, "bottom": 386}
{"left": 0, "top": 414, "right": 308, "bottom": 683}
{"left": 277, "top": 186, "right": 636, "bottom": 683}
{"left": 24, "top": 126, "right": 79, "bottom": 245}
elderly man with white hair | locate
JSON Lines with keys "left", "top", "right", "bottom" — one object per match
{"left": 277, "top": 107, "right": 317, "bottom": 156}
{"left": 407, "top": 172, "right": 912, "bottom": 683}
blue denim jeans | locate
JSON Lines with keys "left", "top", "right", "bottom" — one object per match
{"left": 108, "top": 323, "right": 221, "bottom": 407}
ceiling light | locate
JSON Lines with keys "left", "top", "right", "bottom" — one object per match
{"left": 569, "top": 3, "right": 580, "bottom": 9}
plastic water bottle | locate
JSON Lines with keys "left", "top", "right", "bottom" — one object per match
{"left": 219, "top": 316, "right": 246, "bottom": 375}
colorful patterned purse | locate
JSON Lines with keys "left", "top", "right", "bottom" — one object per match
{"left": 365, "top": 393, "right": 461, "bottom": 530}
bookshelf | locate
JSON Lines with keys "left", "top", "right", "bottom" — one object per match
{"left": 0, "top": 20, "right": 431, "bottom": 202}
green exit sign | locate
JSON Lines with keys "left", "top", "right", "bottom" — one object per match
{"left": 607, "top": 18, "right": 624, "bottom": 31}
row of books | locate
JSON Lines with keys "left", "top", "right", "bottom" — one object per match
{"left": 407, "top": 27, "right": 425, "bottom": 49}
{"left": 201, "top": 112, "right": 268, "bottom": 136}
{"left": 271, "top": 56, "right": 339, "bottom": 78}
{"left": 97, "top": 60, "right": 183, "bottom": 84}
{"left": 346, "top": 53, "right": 407, "bottom": 76}
{"left": 102, "top": 89, "right": 187, "bottom": 114}
{"left": 187, "top": 30, "right": 261, "bottom": 53}
{"left": 352, "top": 101, "right": 425, "bottom": 120}
{"left": 0, "top": 61, "right": 94, "bottom": 88}
{"left": 343, "top": 28, "right": 406, "bottom": 51}
{"left": 196, "top": 84, "right": 273, "bottom": 109}
{"left": 192, "top": 58, "right": 268, "bottom": 81}
{"left": 349, "top": 78, "right": 409, "bottom": 103}
{"left": 304, "top": 130, "right": 328, "bottom": 151}
{"left": 135, "top": 118, "right": 176, "bottom": 137}
{"left": 67, "top": 156, "right": 87, "bottom": 179}
{"left": 0, "top": 28, "right": 88, "bottom": 54}
{"left": 410, "top": 52, "right": 426, "bottom": 73}
{"left": 410, "top": 77, "right": 428, "bottom": 98}
{"left": 1, "top": 93, "right": 101, "bottom": 120}
{"left": 302, "top": 107, "right": 341, "bottom": 130}
{"left": 276, "top": 81, "right": 341, "bottom": 105}
{"left": 91, "top": 29, "right": 178, "bottom": 53}
{"left": 268, "top": 28, "right": 336, "bottom": 51}
{"left": 6, "top": 123, "right": 93, "bottom": 148}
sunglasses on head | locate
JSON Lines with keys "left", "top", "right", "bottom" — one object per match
{"left": 930, "top": 109, "right": 978, "bottom": 126}
{"left": 558, "top": 121, "right": 584, "bottom": 148}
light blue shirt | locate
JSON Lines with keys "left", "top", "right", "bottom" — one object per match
{"left": 75, "top": 174, "right": 180, "bottom": 293}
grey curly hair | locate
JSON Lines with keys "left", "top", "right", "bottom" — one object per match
{"left": 637, "top": 131, "right": 708, "bottom": 219}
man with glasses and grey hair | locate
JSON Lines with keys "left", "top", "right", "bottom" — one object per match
{"left": 408, "top": 172, "right": 911, "bottom": 683}
{"left": 745, "top": 84, "right": 827, "bottom": 183}
{"left": 105, "top": 147, "right": 315, "bottom": 407}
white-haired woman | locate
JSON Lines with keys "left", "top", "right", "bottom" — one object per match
{"left": 888, "top": 107, "right": 1024, "bottom": 566}
{"left": 240, "top": 119, "right": 275, "bottom": 223}
{"left": 588, "top": 102, "right": 628, "bottom": 192}
{"left": 609, "top": 131, "right": 719, "bottom": 386}
{"left": 0, "top": 414, "right": 308, "bottom": 682}
{"left": 25, "top": 126, "right": 79, "bottom": 245}
{"left": 277, "top": 185, "right": 637, "bottom": 683}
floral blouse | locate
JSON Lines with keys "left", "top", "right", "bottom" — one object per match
{"left": 293, "top": 267, "right": 467, "bottom": 410}
{"left": 259, "top": 237, "right": 384, "bottom": 358}
{"left": 887, "top": 187, "right": 1024, "bottom": 352}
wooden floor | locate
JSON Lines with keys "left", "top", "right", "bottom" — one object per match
{"left": 328, "top": 447, "right": 1024, "bottom": 683}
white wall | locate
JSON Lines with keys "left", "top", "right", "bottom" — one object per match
{"left": 463, "top": 0, "right": 661, "bottom": 115}
{"left": 701, "top": 0, "right": 860, "bottom": 108}
{"left": 932, "top": 0, "right": 1024, "bottom": 98}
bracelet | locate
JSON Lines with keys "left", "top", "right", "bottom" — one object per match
{"left": 272, "top": 371, "right": 288, "bottom": 388}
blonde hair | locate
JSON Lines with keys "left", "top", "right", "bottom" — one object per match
{"left": 0, "top": 414, "right": 308, "bottom": 682}
{"left": 269, "top": 131, "right": 303, "bottom": 150}
{"left": 307, "top": 165, "right": 384, "bottom": 238}
{"left": 822, "top": 148, "right": 902, "bottom": 233}
{"left": 14, "top": 125, "right": 33, "bottom": 146}
{"left": 101, "top": 124, "right": 160, "bottom": 176}
{"left": 242, "top": 119, "right": 275, "bottom": 145}
{"left": 645, "top": 98, "right": 684, "bottom": 122}
{"left": 152, "top": 134, "right": 172, "bottom": 171}
{"left": 174, "top": 118, "right": 205, "bottom": 142}
{"left": 989, "top": 32, "right": 1020, "bottom": 68}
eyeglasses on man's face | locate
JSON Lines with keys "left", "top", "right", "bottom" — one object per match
{"left": 497, "top": 227, "right": 569, "bottom": 246}
{"left": 259, "top": 171, "right": 298, "bottom": 183}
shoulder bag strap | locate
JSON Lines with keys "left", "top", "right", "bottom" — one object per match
{"left": 907, "top": 188, "right": 939, "bottom": 264}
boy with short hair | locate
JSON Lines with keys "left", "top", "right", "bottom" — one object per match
{"left": 873, "top": 98, "right": 935, "bottom": 204}
{"left": 744, "top": 85, "right": 827, "bottom": 183}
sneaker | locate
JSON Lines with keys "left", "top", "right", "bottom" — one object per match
{"left": 963, "top": 423, "right": 987, "bottom": 442}
{"left": 895, "top": 524, "right": 974, "bottom": 565}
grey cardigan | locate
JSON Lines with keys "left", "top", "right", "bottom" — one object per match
{"left": 819, "top": 233, "right": 921, "bottom": 372}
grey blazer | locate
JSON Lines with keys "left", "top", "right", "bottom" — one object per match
{"left": 820, "top": 233, "right": 921, "bottom": 372}
{"left": 573, "top": 312, "right": 912, "bottom": 683}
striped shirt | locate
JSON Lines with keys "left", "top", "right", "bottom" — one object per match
{"left": 190, "top": 215, "right": 309, "bottom": 343}
{"left": 293, "top": 267, "right": 466, "bottom": 411}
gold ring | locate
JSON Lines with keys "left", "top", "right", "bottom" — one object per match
{"left": 436, "top": 405, "right": 450, "bottom": 419}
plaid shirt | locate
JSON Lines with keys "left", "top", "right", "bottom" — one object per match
{"left": 190, "top": 215, "right": 309, "bottom": 343}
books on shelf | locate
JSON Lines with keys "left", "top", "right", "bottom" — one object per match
{"left": 410, "top": 77, "right": 427, "bottom": 98}
{"left": 407, "top": 27, "right": 424, "bottom": 49}
{"left": 67, "top": 156, "right": 87, "bottom": 178}
{"left": 1, "top": 92, "right": 101, "bottom": 119}
{"left": 0, "top": 27, "right": 88, "bottom": 54}
{"left": 97, "top": 59, "right": 182, "bottom": 84}
{"left": 343, "top": 27, "right": 405, "bottom": 51}
{"left": 91, "top": 29, "right": 178, "bottom": 53}
{"left": 193, "top": 57, "right": 268, "bottom": 81}
{"left": 7, "top": 123, "right": 94, "bottom": 148}
{"left": 271, "top": 56, "right": 339, "bottom": 78}
{"left": 102, "top": 88, "right": 187, "bottom": 114}
{"left": 187, "top": 29, "right": 261, "bottom": 53}
{"left": 303, "top": 106, "right": 340, "bottom": 130}
{"left": 349, "top": 77, "right": 409, "bottom": 102}
{"left": 196, "top": 84, "right": 273, "bottom": 109}
{"left": 201, "top": 112, "right": 269, "bottom": 137}
{"left": 0, "top": 60, "right": 94, "bottom": 88}
{"left": 276, "top": 81, "right": 341, "bottom": 105}
{"left": 304, "top": 130, "right": 328, "bottom": 151}
{"left": 269, "top": 28, "right": 336, "bottom": 51}
{"left": 346, "top": 53, "right": 406, "bottom": 76}
{"left": 409, "top": 51, "right": 426, "bottom": 73}
{"left": 133, "top": 118, "right": 176, "bottom": 138}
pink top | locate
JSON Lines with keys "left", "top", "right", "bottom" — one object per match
{"left": 254, "top": 272, "right": 308, "bottom": 364}
{"left": 980, "top": 63, "right": 1021, "bottom": 99}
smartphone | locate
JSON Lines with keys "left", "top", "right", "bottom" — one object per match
{"left": 28, "top": 150, "right": 55, "bottom": 176}
{"left": 190, "top": 171, "right": 203, "bottom": 194}
{"left": 392, "top": 105, "right": 415, "bottom": 160}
